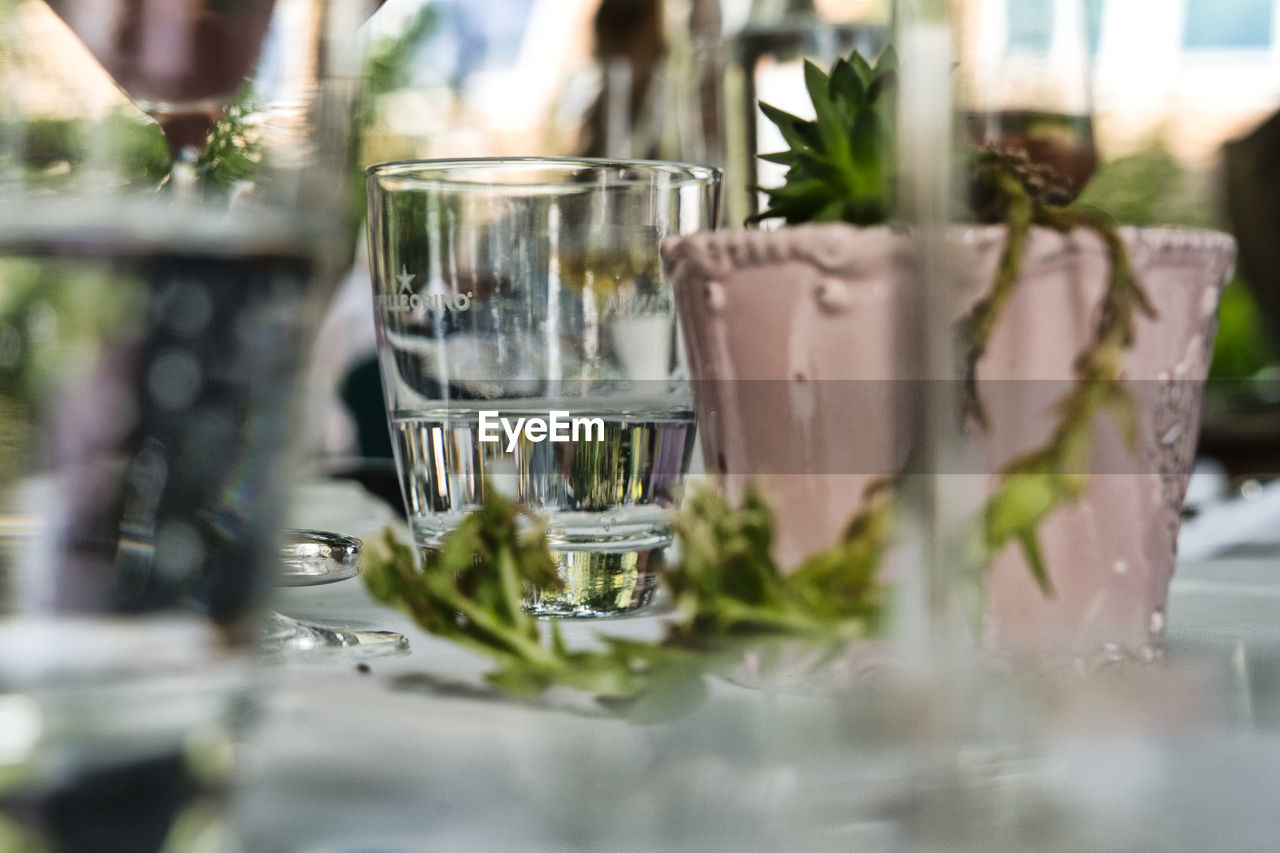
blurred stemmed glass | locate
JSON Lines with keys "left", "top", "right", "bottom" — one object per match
{"left": 45, "top": 0, "right": 280, "bottom": 184}
{"left": 41, "top": 1, "right": 408, "bottom": 656}
{"left": 953, "top": 0, "right": 1098, "bottom": 202}
{"left": 0, "top": 1, "right": 379, "bottom": 840}
{"left": 0, "top": 6, "right": 383, "bottom": 828}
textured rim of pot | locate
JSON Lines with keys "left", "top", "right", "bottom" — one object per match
{"left": 659, "top": 222, "right": 1237, "bottom": 284}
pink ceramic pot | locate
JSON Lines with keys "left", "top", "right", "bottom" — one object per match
{"left": 661, "top": 223, "right": 1235, "bottom": 665}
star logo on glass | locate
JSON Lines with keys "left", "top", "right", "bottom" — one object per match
{"left": 377, "top": 266, "right": 473, "bottom": 314}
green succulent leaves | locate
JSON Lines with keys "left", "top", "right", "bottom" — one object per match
{"left": 752, "top": 48, "right": 898, "bottom": 226}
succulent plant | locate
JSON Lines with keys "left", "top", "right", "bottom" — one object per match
{"left": 752, "top": 48, "right": 898, "bottom": 226}
{"left": 755, "top": 48, "right": 1082, "bottom": 229}
{"left": 757, "top": 46, "right": 1155, "bottom": 599}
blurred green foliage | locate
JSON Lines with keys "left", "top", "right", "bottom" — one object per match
{"left": 362, "top": 5, "right": 439, "bottom": 102}
{"left": 198, "top": 92, "right": 260, "bottom": 192}
{"left": 342, "top": 5, "right": 441, "bottom": 226}
{"left": 1078, "top": 138, "right": 1276, "bottom": 380}
{"left": 0, "top": 253, "right": 148, "bottom": 489}
{"left": 1077, "top": 138, "right": 1214, "bottom": 229}
{"left": 0, "top": 109, "right": 170, "bottom": 190}
{"left": 1209, "top": 282, "right": 1273, "bottom": 379}
{"left": 356, "top": 5, "right": 446, "bottom": 168}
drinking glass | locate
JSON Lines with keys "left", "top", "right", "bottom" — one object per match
{"left": 952, "top": 0, "right": 1098, "bottom": 200}
{"left": 366, "top": 158, "right": 721, "bottom": 617}
{"left": 0, "top": 0, "right": 362, "bottom": 846}
{"left": 43, "top": 0, "right": 334, "bottom": 186}
{"left": 0, "top": 196, "right": 317, "bottom": 853}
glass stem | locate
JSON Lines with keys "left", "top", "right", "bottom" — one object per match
{"left": 895, "top": 1, "right": 979, "bottom": 673}
{"left": 170, "top": 145, "right": 201, "bottom": 198}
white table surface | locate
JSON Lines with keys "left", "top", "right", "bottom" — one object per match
{"left": 233, "top": 479, "right": 1280, "bottom": 852}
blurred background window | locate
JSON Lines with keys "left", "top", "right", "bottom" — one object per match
{"left": 1184, "top": 0, "right": 1272, "bottom": 50}
{"left": 1008, "top": 1, "right": 1052, "bottom": 52}
{"left": 361, "top": 0, "right": 600, "bottom": 162}
{"left": 977, "top": 1, "right": 1102, "bottom": 57}
{"left": 396, "top": 0, "right": 538, "bottom": 86}
{"left": 1085, "top": 0, "right": 1104, "bottom": 55}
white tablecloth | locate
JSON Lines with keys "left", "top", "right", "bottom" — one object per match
{"left": 235, "top": 480, "right": 1280, "bottom": 852}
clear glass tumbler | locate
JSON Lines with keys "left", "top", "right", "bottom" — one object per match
{"left": 366, "top": 158, "right": 721, "bottom": 617}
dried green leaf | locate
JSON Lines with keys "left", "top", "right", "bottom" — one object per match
{"left": 1106, "top": 383, "right": 1142, "bottom": 451}
{"left": 1016, "top": 528, "right": 1055, "bottom": 597}
{"left": 985, "top": 470, "right": 1060, "bottom": 549}
{"left": 363, "top": 480, "right": 887, "bottom": 721}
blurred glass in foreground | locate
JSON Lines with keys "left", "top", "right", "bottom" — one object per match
{"left": 0, "top": 1, "right": 362, "bottom": 848}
